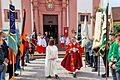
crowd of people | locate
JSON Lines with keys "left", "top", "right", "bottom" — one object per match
{"left": 82, "top": 31, "right": 120, "bottom": 80}
{"left": 47, "top": 30, "right": 120, "bottom": 80}
{"left": 0, "top": 31, "right": 38, "bottom": 80}
{"left": 0, "top": 29, "right": 120, "bottom": 80}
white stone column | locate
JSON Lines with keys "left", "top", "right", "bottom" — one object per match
{"left": 62, "top": 0, "right": 67, "bottom": 35}
{"left": 31, "top": 0, "right": 34, "bottom": 33}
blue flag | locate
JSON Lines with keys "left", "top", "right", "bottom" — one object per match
{"left": 8, "top": 4, "right": 17, "bottom": 54}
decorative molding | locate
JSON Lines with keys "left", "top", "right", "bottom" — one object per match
{"left": 45, "top": 0, "right": 55, "bottom": 11}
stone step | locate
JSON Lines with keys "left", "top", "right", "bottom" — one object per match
{"left": 34, "top": 52, "right": 65, "bottom": 59}
{"left": 33, "top": 51, "right": 85, "bottom": 59}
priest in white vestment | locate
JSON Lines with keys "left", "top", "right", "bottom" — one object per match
{"left": 45, "top": 39, "right": 59, "bottom": 79}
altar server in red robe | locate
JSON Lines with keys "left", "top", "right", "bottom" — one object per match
{"left": 59, "top": 35, "right": 65, "bottom": 48}
{"left": 37, "top": 35, "right": 47, "bottom": 53}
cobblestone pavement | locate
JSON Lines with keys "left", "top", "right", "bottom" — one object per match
{"left": 15, "top": 51, "right": 113, "bottom": 80}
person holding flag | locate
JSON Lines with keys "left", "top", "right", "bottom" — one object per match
{"left": 92, "top": 6, "right": 102, "bottom": 72}
{"left": 7, "top": 2, "right": 18, "bottom": 79}
{"left": 29, "top": 35, "right": 37, "bottom": 60}
{"left": 19, "top": 9, "right": 27, "bottom": 70}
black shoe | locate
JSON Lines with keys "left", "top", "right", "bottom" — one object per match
{"left": 101, "top": 73, "right": 109, "bottom": 78}
{"left": 21, "top": 68, "right": 24, "bottom": 71}
{"left": 25, "top": 64, "right": 27, "bottom": 66}
{"left": 55, "top": 74, "right": 59, "bottom": 79}
{"left": 92, "top": 68, "right": 97, "bottom": 72}
{"left": 73, "top": 73, "right": 76, "bottom": 78}
{"left": 69, "top": 72, "right": 73, "bottom": 74}
{"left": 46, "top": 75, "right": 51, "bottom": 78}
{"left": 88, "top": 65, "right": 93, "bottom": 67}
{"left": 92, "top": 66, "right": 95, "bottom": 68}
{"left": 15, "top": 73, "right": 19, "bottom": 76}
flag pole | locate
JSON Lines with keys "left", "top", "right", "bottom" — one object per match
{"left": 10, "top": 0, "right": 12, "bottom": 4}
{"left": 11, "top": 52, "right": 15, "bottom": 80}
{"left": 106, "top": 0, "right": 109, "bottom": 80}
{"left": 9, "top": 0, "right": 16, "bottom": 79}
{"left": 84, "top": 10, "right": 87, "bottom": 68}
{"left": 98, "top": 0, "right": 101, "bottom": 76}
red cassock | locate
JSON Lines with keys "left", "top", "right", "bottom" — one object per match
{"left": 36, "top": 45, "right": 46, "bottom": 53}
{"left": 60, "top": 43, "right": 64, "bottom": 48}
{"left": 61, "top": 42, "right": 83, "bottom": 72}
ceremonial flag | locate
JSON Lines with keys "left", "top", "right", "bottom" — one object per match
{"left": 16, "top": 29, "right": 20, "bottom": 46}
{"left": 99, "top": 15, "right": 107, "bottom": 57}
{"left": 19, "top": 9, "right": 26, "bottom": 58}
{"left": 33, "top": 22, "right": 37, "bottom": 40}
{"left": 81, "top": 16, "right": 89, "bottom": 47}
{"left": 8, "top": 4, "right": 18, "bottom": 54}
{"left": 92, "top": 11, "right": 102, "bottom": 52}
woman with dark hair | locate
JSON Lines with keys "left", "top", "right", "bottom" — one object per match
{"left": 45, "top": 39, "right": 59, "bottom": 79}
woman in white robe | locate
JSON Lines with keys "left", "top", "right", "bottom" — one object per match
{"left": 45, "top": 39, "right": 59, "bottom": 79}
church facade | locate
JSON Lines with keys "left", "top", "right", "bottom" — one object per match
{"left": 22, "top": 0, "right": 77, "bottom": 39}
{"left": 0, "top": 0, "right": 100, "bottom": 39}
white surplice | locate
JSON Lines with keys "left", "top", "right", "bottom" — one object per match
{"left": 59, "top": 37, "right": 65, "bottom": 44}
{"left": 37, "top": 38, "right": 47, "bottom": 47}
{"left": 45, "top": 45, "right": 58, "bottom": 77}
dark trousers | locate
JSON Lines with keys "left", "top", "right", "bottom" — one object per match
{"left": 116, "top": 71, "right": 120, "bottom": 80}
{"left": 21, "top": 53, "right": 25, "bottom": 66}
{"left": 7, "top": 63, "right": 16, "bottom": 79}
{"left": 90, "top": 55, "right": 94, "bottom": 66}
{"left": 102, "top": 54, "right": 109, "bottom": 76}
{"left": 86, "top": 52, "right": 90, "bottom": 64}
{"left": 26, "top": 49, "right": 30, "bottom": 63}
{"left": 111, "top": 68, "right": 117, "bottom": 80}
{"left": 16, "top": 54, "right": 20, "bottom": 70}
{"left": 94, "top": 56, "right": 98, "bottom": 70}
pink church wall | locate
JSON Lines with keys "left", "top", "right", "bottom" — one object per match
{"left": 21, "top": 0, "right": 32, "bottom": 35}
{"left": 68, "top": 0, "right": 77, "bottom": 37}
{"left": 21, "top": 0, "right": 77, "bottom": 38}
{"left": 32, "top": 0, "right": 69, "bottom": 36}
{"left": 37, "top": 0, "right": 63, "bottom": 35}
